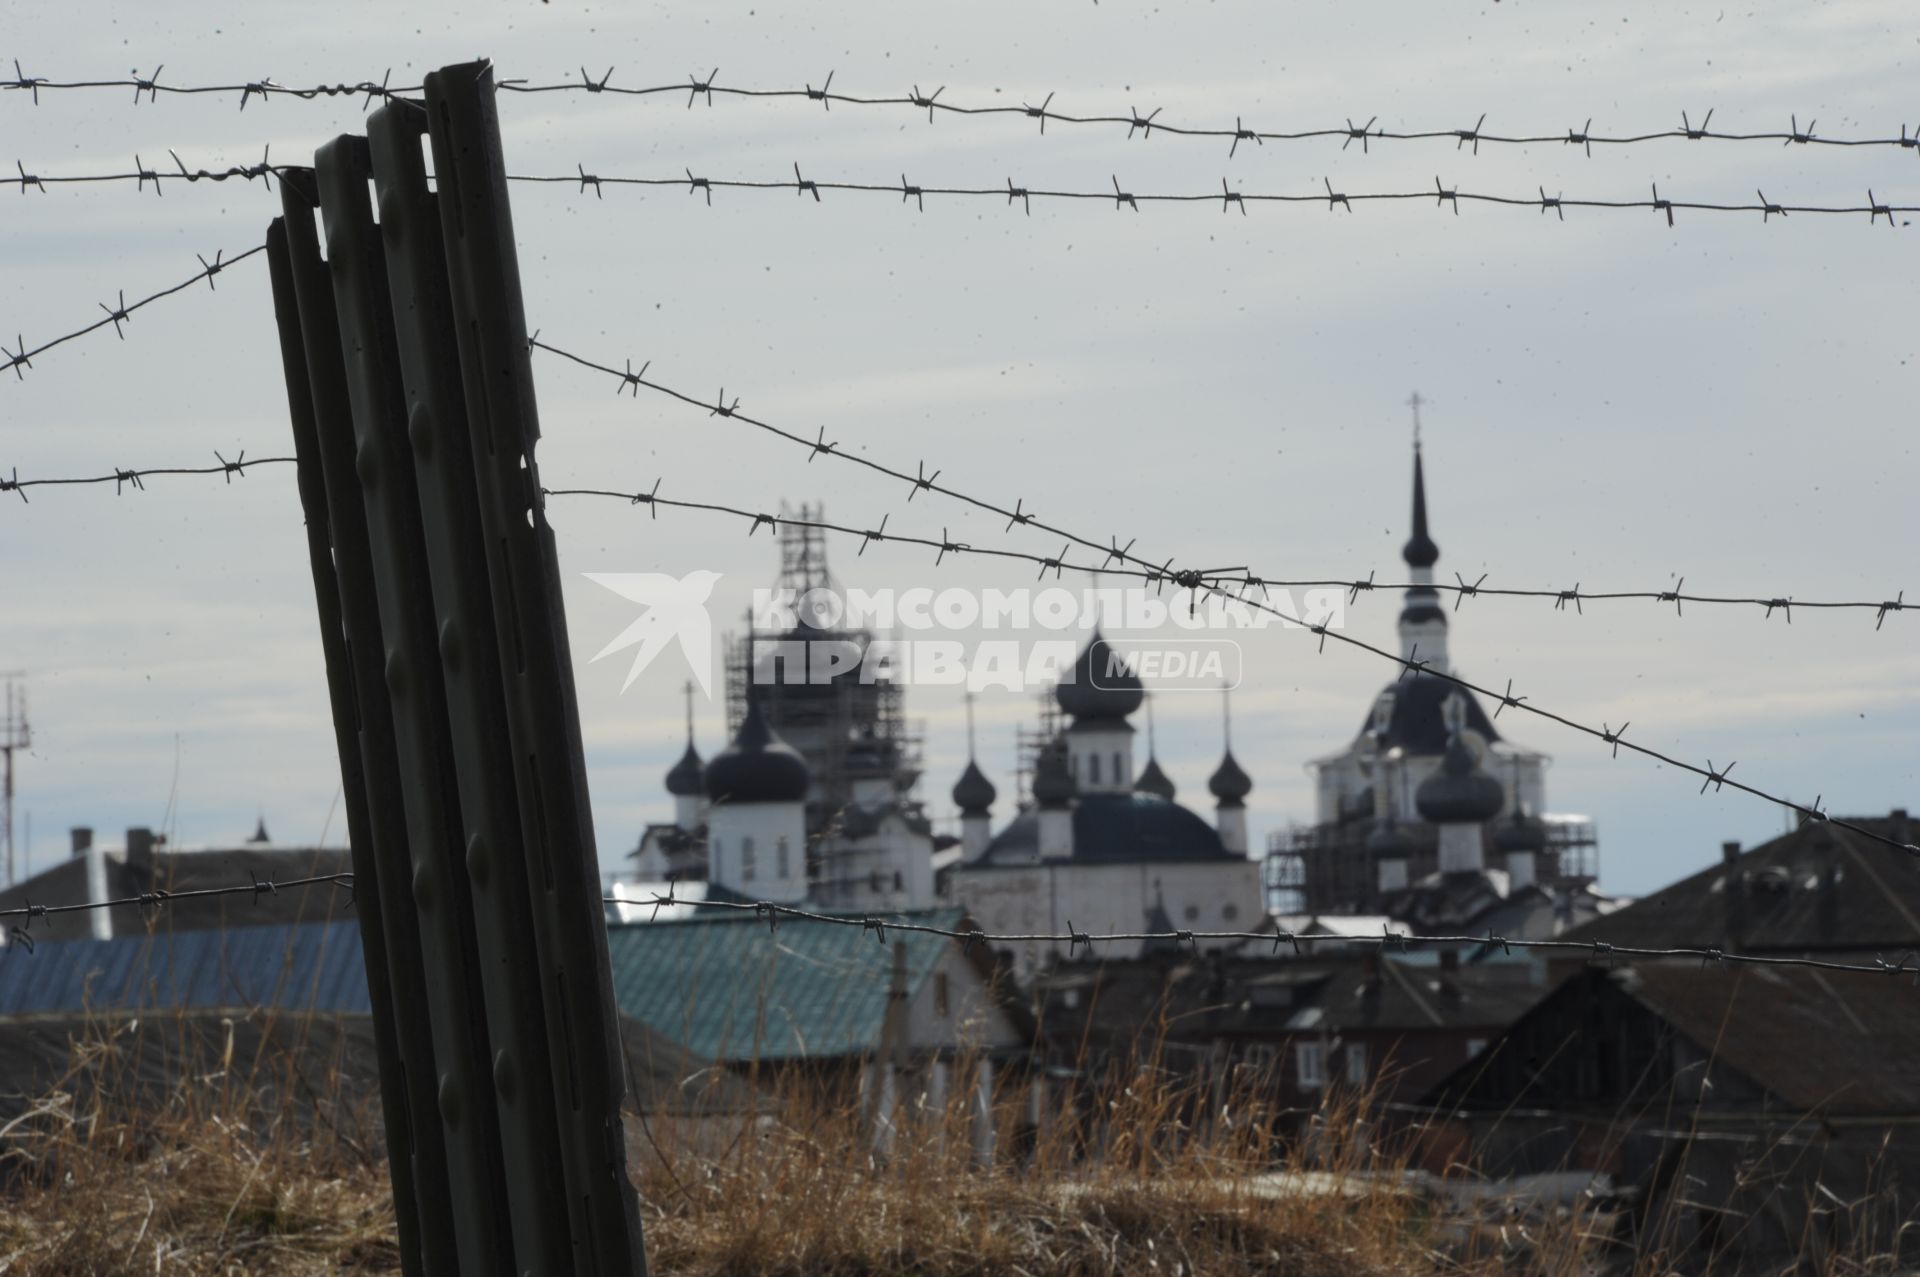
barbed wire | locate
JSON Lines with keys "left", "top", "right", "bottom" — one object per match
{"left": 0, "top": 454, "right": 292, "bottom": 500}
{"left": 530, "top": 340, "right": 1907, "bottom": 626}
{"left": 12, "top": 158, "right": 1914, "bottom": 224}
{"left": 0, "top": 243, "right": 264, "bottom": 381}
{"left": 529, "top": 336, "right": 1920, "bottom": 861}
{"left": 603, "top": 891, "right": 1920, "bottom": 983}
{"left": 8, "top": 451, "right": 1903, "bottom": 631}
{"left": 0, "top": 871, "right": 354, "bottom": 952}
{"left": 7, "top": 63, "right": 1919, "bottom": 159}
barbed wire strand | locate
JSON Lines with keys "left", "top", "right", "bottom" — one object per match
{"left": 529, "top": 339, "right": 1908, "bottom": 626}
{"left": 5, "top": 454, "right": 1903, "bottom": 628}
{"left": 0, "top": 243, "right": 264, "bottom": 381}
{"left": 11, "top": 160, "right": 1915, "bottom": 224}
{"left": 0, "top": 871, "right": 354, "bottom": 951}
{"left": 528, "top": 337, "right": 1920, "bottom": 861}
{"left": 603, "top": 892, "right": 1920, "bottom": 983}
{"left": 6, "top": 65, "right": 1920, "bottom": 158}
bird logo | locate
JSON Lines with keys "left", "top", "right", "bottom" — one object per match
{"left": 582, "top": 570, "right": 722, "bottom": 696}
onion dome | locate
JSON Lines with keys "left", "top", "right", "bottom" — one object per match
{"left": 952, "top": 759, "right": 997, "bottom": 814}
{"left": 704, "top": 700, "right": 810, "bottom": 805}
{"left": 1134, "top": 756, "right": 1176, "bottom": 802}
{"left": 1208, "top": 751, "right": 1252, "bottom": 807}
{"left": 1416, "top": 731, "right": 1504, "bottom": 825}
{"left": 1031, "top": 740, "right": 1076, "bottom": 808}
{"left": 1493, "top": 805, "right": 1548, "bottom": 855}
{"left": 1365, "top": 819, "right": 1415, "bottom": 861}
{"left": 665, "top": 739, "right": 705, "bottom": 797}
{"left": 1401, "top": 447, "right": 1439, "bottom": 569}
{"left": 1055, "top": 632, "right": 1144, "bottom": 724}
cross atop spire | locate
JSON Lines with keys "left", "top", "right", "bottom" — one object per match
{"left": 1407, "top": 390, "right": 1426, "bottom": 448}
{"left": 964, "top": 690, "right": 978, "bottom": 759}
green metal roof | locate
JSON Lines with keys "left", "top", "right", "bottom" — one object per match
{"left": 604, "top": 908, "right": 967, "bottom": 1063}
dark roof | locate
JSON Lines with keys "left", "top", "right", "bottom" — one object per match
{"left": 1625, "top": 964, "right": 1920, "bottom": 1114}
{"left": 1208, "top": 750, "right": 1252, "bottom": 804}
{"left": 0, "top": 931, "right": 753, "bottom": 1117}
{"left": 705, "top": 699, "right": 810, "bottom": 804}
{"left": 1416, "top": 730, "right": 1504, "bottom": 824}
{"left": 0, "top": 846, "right": 356, "bottom": 944}
{"left": 665, "top": 738, "right": 705, "bottom": 796}
{"left": 1428, "top": 963, "right": 1920, "bottom": 1118}
{"left": 603, "top": 907, "right": 970, "bottom": 1062}
{"left": 1401, "top": 447, "right": 1439, "bottom": 569}
{"left": 1134, "top": 756, "right": 1176, "bottom": 802}
{"left": 1032, "top": 953, "right": 1544, "bottom": 1044}
{"left": 1557, "top": 814, "right": 1920, "bottom": 955}
{"left": 1303, "top": 955, "right": 1546, "bottom": 1034}
{"left": 976, "top": 793, "right": 1238, "bottom": 867}
{"left": 952, "top": 758, "right": 996, "bottom": 813}
{"left": 0, "top": 919, "right": 371, "bottom": 1014}
{"left": 1354, "top": 672, "right": 1502, "bottom": 755}
{"left": 1055, "top": 633, "right": 1144, "bottom": 723}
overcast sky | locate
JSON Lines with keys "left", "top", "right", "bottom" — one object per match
{"left": 2, "top": 0, "right": 1914, "bottom": 897}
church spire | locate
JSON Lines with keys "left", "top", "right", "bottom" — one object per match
{"left": 1396, "top": 396, "right": 1450, "bottom": 673}
{"left": 1402, "top": 394, "right": 1439, "bottom": 571}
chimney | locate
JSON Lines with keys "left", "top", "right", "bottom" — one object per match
{"left": 70, "top": 826, "right": 93, "bottom": 858}
{"left": 1721, "top": 840, "right": 1744, "bottom": 954}
{"left": 126, "top": 827, "right": 156, "bottom": 876}
{"left": 83, "top": 830, "right": 112, "bottom": 942}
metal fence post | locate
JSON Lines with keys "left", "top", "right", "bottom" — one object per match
{"left": 268, "top": 173, "right": 461, "bottom": 1274}
{"left": 308, "top": 133, "right": 532, "bottom": 1273}
{"left": 422, "top": 59, "right": 648, "bottom": 1273}
{"left": 265, "top": 219, "right": 429, "bottom": 1277}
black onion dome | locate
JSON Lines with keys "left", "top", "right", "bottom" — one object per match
{"left": 704, "top": 701, "right": 810, "bottom": 804}
{"left": 1134, "top": 755, "right": 1176, "bottom": 802}
{"left": 1416, "top": 732, "right": 1504, "bottom": 825}
{"left": 1493, "top": 807, "right": 1548, "bottom": 855}
{"left": 1055, "top": 632, "right": 1144, "bottom": 723}
{"left": 952, "top": 759, "right": 997, "bottom": 813}
{"left": 665, "top": 739, "right": 706, "bottom": 797}
{"left": 1402, "top": 448, "right": 1440, "bottom": 569}
{"left": 1208, "top": 751, "right": 1252, "bottom": 805}
{"left": 1366, "top": 819, "right": 1415, "bottom": 860}
{"left": 1031, "top": 741, "right": 1076, "bottom": 807}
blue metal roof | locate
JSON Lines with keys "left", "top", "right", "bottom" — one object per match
{"left": 0, "top": 921, "right": 371, "bottom": 1016}
{"left": 604, "top": 908, "right": 967, "bottom": 1063}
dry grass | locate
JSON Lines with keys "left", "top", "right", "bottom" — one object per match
{"left": 0, "top": 1016, "right": 1913, "bottom": 1275}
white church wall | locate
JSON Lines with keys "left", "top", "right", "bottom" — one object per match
{"left": 954, "top": 858, "right": 1264, "bottom": 979}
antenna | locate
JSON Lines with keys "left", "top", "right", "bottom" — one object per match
{"left": 1, "top": 674, "right": 29, "bottom": 887}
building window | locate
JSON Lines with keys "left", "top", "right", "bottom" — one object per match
{"left": 1089, "top": 753, "right": 1102, "bottom": 785}
{"left": 893, "top": 870, "right": 904, "bottom": 891}
{"left": 1183, "top": 904, "right": 1200, "bottom": 922}
{"left": 1346, "top": 1043, "right": 1368, "bottom": 1086}
{"left": 775, "top": 835, "right": 790, "bottom": 879}
{"left": 1113, "top": 751, "right": 1124, "bottom": 782}
{"left": 741, "top": 835, "right": 756, "bottom": 882}
{"left": 1222, "top": 904, "right": 1239, "bottom": 922}
{"left": 1295, "top": 1041, "right": 1326, "bottom": 1091}
{"left": 934, "top": 972, "right": 951, "bottom": 1018}
{"left": 1242, "top": 1042, "right": 1277, "bottom": 1073}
